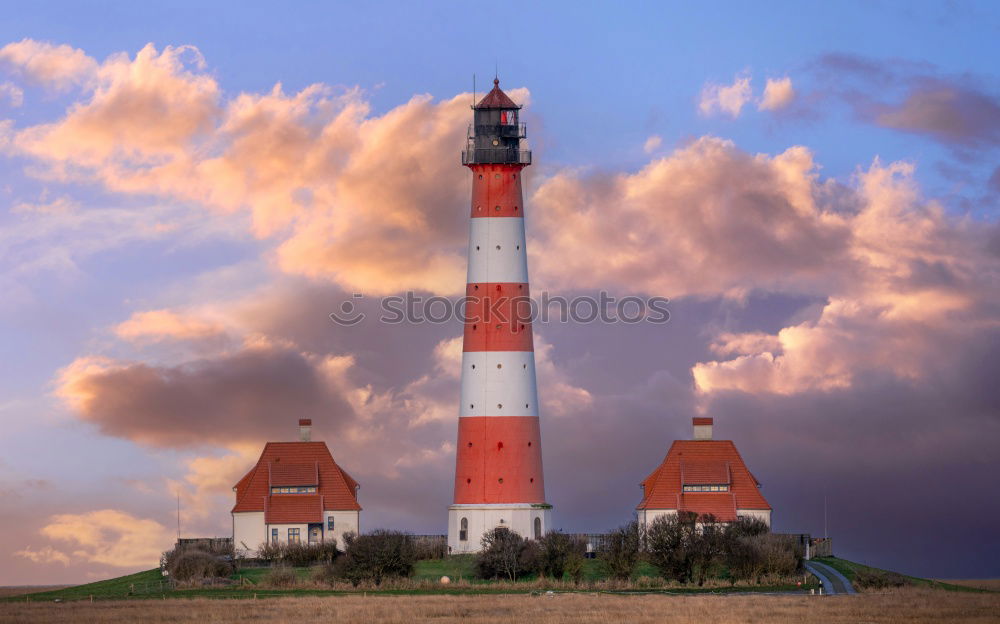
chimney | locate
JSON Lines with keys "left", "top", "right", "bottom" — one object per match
{"left": 693, "top": 417, "right": 713, "bottom": 440}
{"left": 298, "top": 419, "right": 312, "bottom": 442}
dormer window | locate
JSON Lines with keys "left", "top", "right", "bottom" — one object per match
{"left": 682, "top": 484, "right": 730, "bottom": 492}
{"left": 270, "top": 486, "right": 317, "bottom": 494}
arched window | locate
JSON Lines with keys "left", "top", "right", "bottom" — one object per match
{"left": 534, "top": 517, "right": 542, "bottom": 539}
{"left": 460, "top": 517, "right": 468, "bottom": 542}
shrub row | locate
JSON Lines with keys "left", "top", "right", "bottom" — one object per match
{"left": 255, "top": 540, "right": 340, "bottom": 566}
{"left": 472, "top": 514, "right": 801, "bottom": 587}
{"left": 474, "top": 528, "right": 587, "bottom": 582}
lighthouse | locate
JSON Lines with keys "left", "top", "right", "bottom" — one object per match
{"left": 447, "top": 79, "right": 552, "bottom": 553}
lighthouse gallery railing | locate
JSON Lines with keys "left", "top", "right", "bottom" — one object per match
{"left": 461, "top": 148, "right": 532, "bottom": 165}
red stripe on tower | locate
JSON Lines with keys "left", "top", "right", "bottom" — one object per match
{"left": 448, "top": 79, "right": 551, "bottom": 553}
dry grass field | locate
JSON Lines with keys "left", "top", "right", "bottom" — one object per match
{"left": 2, "top": 587, "right": 998, "bottom": 624}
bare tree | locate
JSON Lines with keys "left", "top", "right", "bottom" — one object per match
{"left": 646, "top": 511, "right": 699, "bottom": 584}
{"left": 537, "top": 531, "right": 587, "bottom": 579}
{"left": 476, "top": 527, "right": 533, "bottom": 581}
{"left": 599, "top": 520, "right": 641, "bottom": 580}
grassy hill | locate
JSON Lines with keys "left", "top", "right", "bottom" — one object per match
{"left": 813, "top": 557, "right": 986, "bottom": 593}
{"left": 6, "top": 555, "right": 988, "bottom": 602}
{"left": 5, "top": 568, "right": 167, "bottom": 602}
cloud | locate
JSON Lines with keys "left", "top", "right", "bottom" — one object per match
{"left": 166, "top": 446, "right": 260, "bottom": 522}
{"left": 759, "top": 77, "right": 795, "bottom": 111}
{"left": 11, "top": 194, "right": 76, "bottom": 214}
{"left": 25, "top": 510, "right": 172, "bottom": 568}
{"left": 875, "top": 83, "right": 1000, "bottom": 147}
{"left": 0, "top": 39, "right": 98, "bottom": 89}
{"left": 15, "top": 43, "right": 218, "bottom": 166}
{"left": 643, "top": 134, "right": 662, "bottom": 154}
{"left": 698, "top": 73, "right": 752, "bottom": 118}
{"left": 13, "top": 546, "right": 70, "bottom": 566}
{"left": 115, "top": 309, "right": 227, "bottom": 343}
{"left": 813, "top": 54, "right": 1000, "bottom": 149}
{"left": 530, "top": 136, "right": 852, "bottom": 298}
{"left": 5, "top": 40, "right": 517, "bottom": 295}
{"left": 0, "top": 81, "right": 22, "bottom": 107}
{"left": 692, "top": 159, "right": 998, "bottom": 395}
{"left": 55, "top": 339, "right": 359, "bottom": 448}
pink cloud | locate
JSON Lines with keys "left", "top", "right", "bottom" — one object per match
{"left": 759, "top": 77, "right": 795, "bottom": 111}
{"left": 0, "top": 39, "right": 97, "bottom": 90}
{"left": 115, "top": 309, "right": 227, "bottom": 343}
{"left": 530, "top": 137, "right": 852, "bottom": 298}
{"left": 698, "top": 73, "right": 752, "bottom": 118}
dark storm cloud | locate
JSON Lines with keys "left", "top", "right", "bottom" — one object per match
{"left": 814, "top": 53, "right": 1000, "bottom": 149}
{"left": 59, "top": 342, "right": 358, "bottom": 448}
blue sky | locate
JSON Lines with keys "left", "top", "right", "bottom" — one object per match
{"left": 1, "top": 0, "right": 998, "bottom": 584}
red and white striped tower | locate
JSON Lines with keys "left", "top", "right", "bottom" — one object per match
{"left": 448, "top": 79, "right": 551, "bottom": 553}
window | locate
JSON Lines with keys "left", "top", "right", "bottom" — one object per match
{"left": 534, "top": 517, "right": 542, "bottom": 539}
{"left": 459, "top": 518, "right": 468, "bottom": 542}
{"left": 288, "top": 528, "right": 301, "bottom": 543}
{"left": 270, "top": 486, "right": 316, "bottom": 494}
{"left": 682, "top": 484, "right": 730, "bottom": 492}
{"left": 271, "top": 528, "right": 278, "bottom": 544}
{"left": 327, "top": 516, "right": 335, "bottom": 531}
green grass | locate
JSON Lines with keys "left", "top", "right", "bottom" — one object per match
{"left": 412, "top": 556, "right": 661, "bottom": 584}
{"left": 814, "top": 557, "right": 986, "bottom": 593}
{"left": 413, "top": 555, "right": 476, "bottom": 580}
{"left": 4, "top": 568, "right": 167, "bottom": 602}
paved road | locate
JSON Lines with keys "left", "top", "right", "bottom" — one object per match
{"left": 804, "top": 560, "right": 857, "bottom": 595}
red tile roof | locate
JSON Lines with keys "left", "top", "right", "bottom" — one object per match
{"left": 680, "top": 459, "right": 730, "bottom": 485}
{"left": 265, "top": 494, "right": 323, "bottom": 524}
{"left": 675, "top": 492, "right": 739, "bottom": 521}
{"left": 693, "top": 417, "right": 714, "bottom": 426}
{"left": 270, "top": 462, "right": 318, "bottom": 487}
{"left": 232, "top": 442, "right": 361, "bottom": 518}
{"left": 637, "top": 440, "right": 770, "bottom": 517}
{"left": 476, "top": 78, "right": 520, "bottom": 109}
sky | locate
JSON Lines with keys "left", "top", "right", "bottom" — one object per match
{"left": 0, "top": 0, "right": 998, "bottom": 584}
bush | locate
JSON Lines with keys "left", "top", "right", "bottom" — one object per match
{"left": 262, "top": 565, "right": 299, "bottom": 588}
{"left": 854, "top": 568, "right": 910, "bottom": 589}
{"left": 537, "top": 531, "right": 586, "bottom": 580}
{"left": 727, "top": 516, "right": 770, "bottom": 539}
{"left": 564, "top": 546, "right": 586, "bottom": 584}
{"left": 333, "top": 530, "right": 416, "bottom": 586}
{"left": 755, "top": 534, "right": 801, "bottom": 578}
{"left": 254, "top": 541, "right": 340, "bottom": 566}
{"left": 475, "top": 528, "right": 538, "bottom": 581}
{"left": 727, "top": 533, "right": 801, "bottom": 584}
{"left": 599, "top": 521, "right": 641, "bottom": 580}
{"left": 166, "top": 549, "right": 234, "bottom": 582}
{"left": 646, "top": 512, "right": 698, "bottom": 584}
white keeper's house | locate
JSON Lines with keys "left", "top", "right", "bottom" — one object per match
{"left": 232, "top": 419, "right": 361, "bottom": 554}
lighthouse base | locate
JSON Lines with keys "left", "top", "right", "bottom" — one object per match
{"left": 447, "top": 503, "right": 553, "bottom": 554}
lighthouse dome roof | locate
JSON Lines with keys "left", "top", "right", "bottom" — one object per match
{"left": 475, "top": 78, "right": 521, "bottom": 110}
